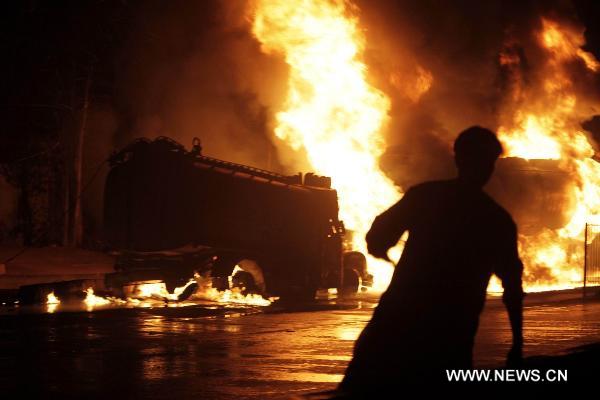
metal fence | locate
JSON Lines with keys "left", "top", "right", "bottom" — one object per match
{"left": 584, "top": 224, "right": 600, "bottom": 290}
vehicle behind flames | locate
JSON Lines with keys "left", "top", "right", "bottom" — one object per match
{"left": 103, "top": 137, "right": 370, "bottom": 300}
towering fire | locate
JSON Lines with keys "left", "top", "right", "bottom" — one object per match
{"left": 251, "top": 0, "right": 401, "bottom": 289}
{"left": 251, "top": 1, "right": 599, "bottom": 293}
{"left": 496, "top": 17, "right": 600, "bottom": 291}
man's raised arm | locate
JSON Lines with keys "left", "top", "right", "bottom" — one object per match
{"left": 366, "top": 188, "right": 416, "bottom": 261}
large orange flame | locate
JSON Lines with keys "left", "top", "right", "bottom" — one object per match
{"left": 251, "top": 3, "right": 599, "bottom": 293}
{"left": 251, "top": 0, "right": 401, "bottom": 289}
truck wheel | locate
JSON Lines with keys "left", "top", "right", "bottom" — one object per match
{"left": 236, "top": 259, "right": 266, "bottom": 294}
{"left": 230, "top": 271, "right": 259, "bottom": 294}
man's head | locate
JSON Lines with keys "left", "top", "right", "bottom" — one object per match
{"left": 454, "top": 126, "right": 503, "bottom": 187}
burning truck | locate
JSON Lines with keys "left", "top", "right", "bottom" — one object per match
{"left": 102, "top": 136, "right": 372, "bottom": 301}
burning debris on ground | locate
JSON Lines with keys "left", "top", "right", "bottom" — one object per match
{"left": 2, "top": 0, "right": 600, "bottom": 396}
{"left": 36, "top": 270, "right": 274, "bottom": 313}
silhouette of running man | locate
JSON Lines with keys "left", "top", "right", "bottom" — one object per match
{"left": 340, "top": 126, "right": 524, "bottom": 389}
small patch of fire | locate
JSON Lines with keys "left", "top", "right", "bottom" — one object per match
{"left": 46, "top": 291, "right": 60, "bottom": 305}
{"left": 45, "top": 291, "right": 60, "bottom": 313}
{"left": 84, "top": 288, "right": 112, "bottom": 308}
{"left": 190, "top": 267, "right": 275, "bottom": 307}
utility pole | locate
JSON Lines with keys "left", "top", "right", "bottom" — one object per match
{"left": 72, "top": 63, "right": 93, "bottom": 247}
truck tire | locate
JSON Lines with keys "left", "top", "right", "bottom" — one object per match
{"left": 236, "top": 259, "right": 266, "bottom": 294}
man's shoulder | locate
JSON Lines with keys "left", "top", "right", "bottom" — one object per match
{"left": 407, "top": 180, "right": 453, "bottom": 196}
{"left": 407, "top": 179, "right": 479, "bottom": 202}
{"left": 408, "top": 180, "right": 516, "bottom": 226}
{"left": 481, "top": 192, "right": 517, "bottom": 229}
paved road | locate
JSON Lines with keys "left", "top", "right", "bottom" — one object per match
{"left": 1, "top": 290, "right": 599, "bottom": 398}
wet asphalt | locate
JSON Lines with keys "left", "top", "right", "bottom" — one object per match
{"left": 1, "top": 290, "right": 600, "bottom": 399}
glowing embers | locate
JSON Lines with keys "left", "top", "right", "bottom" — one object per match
{"left": 252, "top": 0, "right": 401, "bottom": 291}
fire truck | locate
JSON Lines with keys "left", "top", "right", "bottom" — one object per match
{"left": 103, "top": 137, "right": 371, "bottom": 300}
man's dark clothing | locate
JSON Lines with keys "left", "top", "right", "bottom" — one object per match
{"left": 341, "top": 179, "right": 523, "bottom": 387}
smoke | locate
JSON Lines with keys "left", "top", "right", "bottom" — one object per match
{"left": 355, "top": 0, "right": 586, "bottom": 175}
{"left": 353, "top": 0, "right": 600, "bottom": 196}
{"left": 79, "top": 0, "right": 299, "bottom": 240}
{"left": 111, "top": 0, "right": 292, "bottom": 172}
